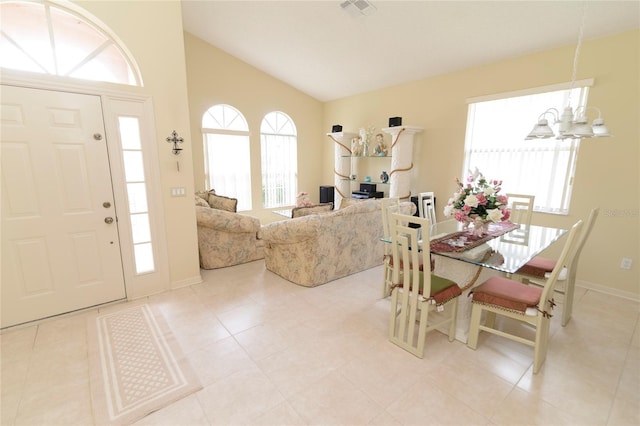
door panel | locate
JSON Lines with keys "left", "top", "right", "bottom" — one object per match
{"left": 1, "top": 85, "right": 126, "bottom": 328}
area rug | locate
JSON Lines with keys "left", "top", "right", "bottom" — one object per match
{"left": 87, "top": 304, "right": 202, "bottom": 425}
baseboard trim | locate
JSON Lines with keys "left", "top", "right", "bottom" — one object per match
{"left": 171, "top": 274, "right": 203, "bottom": 289}
{"left": 576, "top": 279, "right": 640, "bottom": 302}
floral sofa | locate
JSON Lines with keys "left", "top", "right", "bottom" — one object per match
{"left": 261, "top": 198, "right": 414, "bottom": 287}
{"left": 195, "top": 194, "right": 264, "bottom": 269}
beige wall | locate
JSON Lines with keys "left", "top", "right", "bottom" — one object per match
{"left": 183, "top": 33, "right": 325, "bottom": 224}
{"left": 323, "top": 30, "right": 639, "bottom": 298}
{"left": 75, "top": 0, "right": 201, "bottom": 290}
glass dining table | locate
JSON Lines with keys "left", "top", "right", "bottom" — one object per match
{"left": 427, "top": 219, "right": 567, "bottom": 274}
{"left": 384, "top": 219, "right": 568, "bottom": 342}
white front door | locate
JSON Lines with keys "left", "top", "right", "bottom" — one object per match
{"left": 1, "top": 85, "right": 126, "bottom": 328}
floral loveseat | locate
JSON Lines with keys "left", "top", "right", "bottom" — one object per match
{"left": 261, "top": 198, "right": 413, "bottom": 287}
{"left": 195, "top": 193, "right": 264, "bottom": 269}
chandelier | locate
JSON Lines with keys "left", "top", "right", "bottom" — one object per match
{"left": 526, "top": 2, "right": 612, "bottom": 140}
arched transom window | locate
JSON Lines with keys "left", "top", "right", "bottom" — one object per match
{"left": 0, "top": 0, "right": 142, "bottom": 86}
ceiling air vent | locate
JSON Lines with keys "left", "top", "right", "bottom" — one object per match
{"left": 340, "top": 0, "right": 377, "bottom": 17}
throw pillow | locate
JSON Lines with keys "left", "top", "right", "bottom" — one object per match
{"left": 195, "top": 195, "right": 210, "bottom": 207}
{"left": 207, "top": 193, "right": 238, "bottom": 212}
{"left": 291, "top": 202, "right": 334, "bottom": 218}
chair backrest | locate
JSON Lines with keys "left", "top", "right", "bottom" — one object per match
{"left": 566, "top": 207, "right": 599, "bottom": 279}
{"left": 506, "top": 193, "right": 535, "bottom": 227}
{"left": 381, "top": 197, "right": 400, "bottom": 255}
{"left": 389, "top": 212, "right": 432, "bottom": 296}
{"left": 417, "top": 191, "right": 437, "bottom": 224}
{"left": 539, "top": 220, "right": 583, "bottom": 309}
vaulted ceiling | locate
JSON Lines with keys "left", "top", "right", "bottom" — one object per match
{"left": 181, "top": 1, "right": 640, "bottom": 102}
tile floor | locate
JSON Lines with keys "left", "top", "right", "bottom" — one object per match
{"left": 1, "top": 260, "right": 638, "bottom": 425}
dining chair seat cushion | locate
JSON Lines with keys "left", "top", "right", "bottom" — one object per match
{"left": 471, "top": 276, "right": 542, "bottom": 313}
{"left": 516, "top": 256, "right": 556, "bottom": 278}
{"left": 396, "top": 272, "right": 461, "bottom": 305}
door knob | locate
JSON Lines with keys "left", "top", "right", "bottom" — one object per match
{"left": 104, "top": 217, "right": 114, "bottom": 224}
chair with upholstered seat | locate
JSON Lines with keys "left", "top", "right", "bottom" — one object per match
{"left": 467, "top": 220, "right": 583, "bottom": 374}
{"left": 388, "top": 213, "right": 462, "bottom": 357}
{"left": 381, "top": 197, "right": 400, "bottom": 297}
{"left": 506, "top": 193, "right": 535, "bottom": 228}
{"left": 417, "top": 191, "right": 437, "bottom": 225}
{"left": 514, "top": 207, "right": 599, "bottom": 326}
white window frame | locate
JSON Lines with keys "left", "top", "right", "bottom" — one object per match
{"left": 464, "top": 79, "right": 593, "bottom": 215}
{"left": 202, "top": 104, "right": 252, "bottom": 211}
{"left": 260, "top": 111, "right": 298, "bottom": 208}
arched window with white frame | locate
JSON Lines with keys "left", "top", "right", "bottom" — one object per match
{"left": 202, "top": 104, "right": 252, "bottom": 211}
{"left": 261, "top": 111, "right": 298, "bottom": 208}
{"left": 0, "top": 0, "right": 142, "bottom": 86}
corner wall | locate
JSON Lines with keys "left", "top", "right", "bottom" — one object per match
{"left": 323, "top": 30, "right": 640, "bottom": 297}
{"left": 183, "top": 32, "right": 325, "bottom": 224}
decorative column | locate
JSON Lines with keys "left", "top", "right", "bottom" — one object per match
{"left": 382, "top": 126, "right": 423, "bottom": 201}
{"left": 327, "top": 131, "right": 357, "bottom": 209}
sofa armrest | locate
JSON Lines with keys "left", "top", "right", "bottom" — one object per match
{"left": 196, "top": 206, "right": 260, "bottom": 233}
{"left": 260, "top": 217, "right": 319, "bottom": 244}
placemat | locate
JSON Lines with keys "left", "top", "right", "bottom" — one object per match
{"left": 430, "top": 221, "right": 519, "bottom": 253}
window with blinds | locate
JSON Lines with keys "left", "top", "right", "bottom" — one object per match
{"left": 464, "top": 83, "right": 590, "bottom": 214}
{"left": 261, "top": 112, "right": 298, "bottom": 208}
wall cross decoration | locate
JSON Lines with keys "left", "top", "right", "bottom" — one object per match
{"left": 166, "top": 130, "right": 184, "bottom": 171}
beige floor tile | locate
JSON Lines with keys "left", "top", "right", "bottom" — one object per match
{"left": 288, "top": 371, "right": 383, "bottom": 425}
{"left": 1, "top": 262, "right": 637, "bottom": 426}
{"left": 385, "top": 375, "right": 487, "bottom": 425}
{"left": 248, "top": 401, "right": 306, "bottom": 425}
{"left": 429, "top": 351, "right": 516, "bottom": 419}
{"left": 188, "top": 335, "right": 259, "bottom": 387}
{"left": 196, "top": 367, "right": 285, "bottom": 425}
{"left": 133, "top": 394, "right": 209, "bottom": 426}
{"left": 491, "top": 387, "right": 599, "bottom": 425}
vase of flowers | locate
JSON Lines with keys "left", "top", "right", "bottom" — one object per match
{"left": 443, "top": 168, "right": 511, "bottom": 236}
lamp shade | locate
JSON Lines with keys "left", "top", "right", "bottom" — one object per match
{"left": 592, "top": 118, "right": 612, "bottom": 137}
{"left": 526, "top": 119, "right": 555, "bottom": 139}
{"left": 566, "top": 116, "right": 593, "bottom": 138}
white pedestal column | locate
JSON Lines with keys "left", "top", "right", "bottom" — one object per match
{"left": 382, "top": 126, "right": 423, "bottom": 200}
{"left": 327, "top": 132, "right": 357, "bottom": 209}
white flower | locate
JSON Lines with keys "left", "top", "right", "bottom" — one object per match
{"left": 464, "top": 194, "right": 479, "bottom": 208}
{"left": 487, "top": 208, "right": 503, "bottom": 222}
{"left": 444, "top": 204, "right": 454, "bottom": 217}
{"left": 484, "top": 186, "right": 495, "bottom": 196}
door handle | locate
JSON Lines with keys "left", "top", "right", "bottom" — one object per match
{"left": 104, "top": 217, "right": 114, "bottom": 224}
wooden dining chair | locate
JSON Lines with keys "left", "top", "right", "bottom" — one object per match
{"left": 417, "top": 191, "right": 437, "bottom": 225}
{"left": 467, "top": 220, "right": 583, "bottom": 374}
{"left": 381, "top": 197, "right": 400, "bottom": 297}
{"left": 514, "top": 207, "right": 599, "bottom": 326}
{"left": 388, "top": 213, "right": 462, "bottom": 357}
{"left": 506, "top": 193, "right": 535, "bottom": 228}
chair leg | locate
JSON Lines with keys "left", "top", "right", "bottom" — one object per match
{"left": 389, "top": 289, "right": 399, "bottom": 340}
{"left": 562, "top": 276, "right": 576, "bottom": 326}
{"left": 448, "top": 299, "right": 459, "bottom": 342}
{"left": 533, "top": 316, "right": 550, "bottom": 374}
{"left": 467, "top": 303, "right": 482, "bottom": 349}
{"left": 485, "top": 311, "right": 497, "bottom": 329}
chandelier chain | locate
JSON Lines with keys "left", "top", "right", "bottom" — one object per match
{"left": 569, "top": 1, "right": 588, "bottom": 94}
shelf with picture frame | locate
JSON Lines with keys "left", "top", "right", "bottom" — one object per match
{"left": 327, "top": 126, "right": 422, "bottom": 207}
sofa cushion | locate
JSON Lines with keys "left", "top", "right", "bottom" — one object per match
{"left": 207, "top": 193, "right": 238, "bottom": 212}
{"left": 339, "top": 198, "right": 367, "bottom": 209}
{"left": 291, "top": 202, "right": 333, "bottom": 218}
